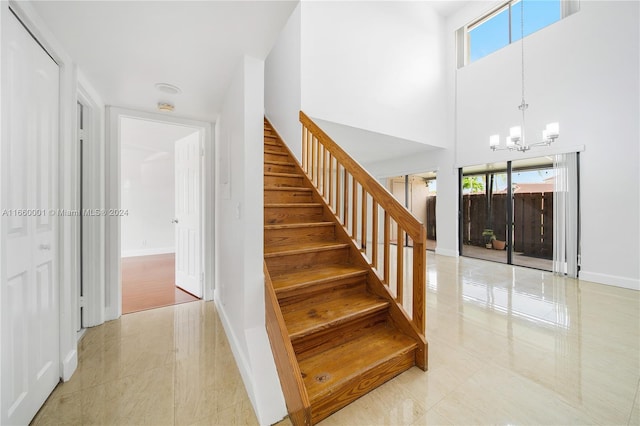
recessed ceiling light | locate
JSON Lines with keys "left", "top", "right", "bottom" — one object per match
{"left": 158, "top": 102, "right": 175, "bottom": 112}
{"left": 155, "top": 83, "right": 181, "bottom": 95}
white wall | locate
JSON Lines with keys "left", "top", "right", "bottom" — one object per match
{"left": 120, "top": 119, "right": 198, "bottom": 257}
{"left": 215, "top": 55, "right": 286, "bottom": 425}
{"left": 301, "top": 1, "right": 448, "bottom": 148}
{"left": 264, "top": 0, "right": 459, "bottom": 256}
{"left": 265, "top": 2, "right": 301, "bottom": 159}
{"left": 449, "top": 0, "right": 639, "bottom": 289}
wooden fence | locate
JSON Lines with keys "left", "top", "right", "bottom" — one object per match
{"left": 462, "top": 193, "right": 508, "bottom": 245}
{"left": 513, "top": 192, "right": 553, "bottom": 258}
{"left": 462, "top": 192, "right": 553, "bottom": 259}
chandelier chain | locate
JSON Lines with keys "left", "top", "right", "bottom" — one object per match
{"left": 519, "top": 0, "right": 527, "bottom": 143}
{"left": 521, "top": 0, "right": 525, "bottom": 105}
{"left": 489, "top": 0, "right": 559, "bottom": 152}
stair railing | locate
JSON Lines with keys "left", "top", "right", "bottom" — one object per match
{"left": 299, "top": 111, "right": 426, "bottom": 334}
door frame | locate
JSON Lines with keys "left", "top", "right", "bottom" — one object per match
{"left": 77, "top": 75, "right": 106, "bottom": 328}
{"left": 105, "top": 107, "right": 214, "bottom": 321}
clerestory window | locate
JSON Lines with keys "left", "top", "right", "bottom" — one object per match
{"left": 457, "top": 0, "right": 579, "bottom": 67}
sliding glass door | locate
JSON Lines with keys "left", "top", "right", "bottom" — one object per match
{"left": 511, "top": 159, "right": 554, "bottom": 270}
{"left": 460, "top": 156, "right": 574, "bottom": 272}
{"left": 460, "top": 163, "right": 508, "bottom": 264}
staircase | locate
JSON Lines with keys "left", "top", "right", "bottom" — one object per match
{"left": 263, "top": 118, "right": 426, "bottom": 425}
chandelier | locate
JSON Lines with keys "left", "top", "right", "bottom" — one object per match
{"left": 489, "top": 0, "right": 559, "bottom": 152}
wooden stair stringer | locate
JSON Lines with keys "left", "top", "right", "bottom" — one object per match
{"left": 264, "top": 263, "right": 312, "bottom": 426}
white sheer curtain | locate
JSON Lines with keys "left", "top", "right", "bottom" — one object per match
{"left": 553, "top": 152, "right": 579, "bottom": 277}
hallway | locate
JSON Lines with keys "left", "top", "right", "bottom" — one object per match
{"left": 32, "top": 301, "right": 258, "bottom": 425}
{"left": 32, "top": 255, "right": 639, "bottom": 425}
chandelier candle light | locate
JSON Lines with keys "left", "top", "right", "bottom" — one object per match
{"left": 489, "top": 0, "right": 559, "bottom": 152}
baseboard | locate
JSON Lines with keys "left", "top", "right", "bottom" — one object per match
{"left": 61, "top": 349, "right": 78, "bottom": 382}
{"left": 435, "top": 247, "right": 458, "bottom": 257}
{"left": 214, "top": 299, "right": 254, "bottom": 395}
{"left": 579, "top": 271, "right": 640, "bottom": 291}
{"left": 214, "top": 300, "right": 286, "bottom": 425}
{"left": 245, "top": 326, "right": 287, "bottom": 425}
{"left": 121, "top": 248, "right": 175, "bottom": 258}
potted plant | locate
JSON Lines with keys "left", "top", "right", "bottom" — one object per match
{"left": 482, "top": 229, "right": 495, "bottom": 249}
{"left": 492, "top": 239, "right": 506, "bottom": 250}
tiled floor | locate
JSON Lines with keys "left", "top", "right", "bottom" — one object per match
{"left": 32, "top": 302, "right": 259, "bottom": 426}
{"left": 317, "top": 255, "right": 640, "bottom": 425}
{"left": 33, "top": 255, "right": 639, "bottom": 425}
{"left": 461, "top": 244, "right": 553, "bottom": 271}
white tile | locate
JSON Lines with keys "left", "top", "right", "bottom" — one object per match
{"left": 36, "top": 254, "right": 640, "bottom": 426}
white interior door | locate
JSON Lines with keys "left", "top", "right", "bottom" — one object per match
{"left": 1, "top": 10, "right": 60, "bottom": 425}
{"left": 174, "top": 133, "right": 202, "bottom": 298}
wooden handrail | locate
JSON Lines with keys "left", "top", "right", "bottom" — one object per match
{"left": 264, "top": 262, "right": 311, "bottom": 426}
{"left": 300, "top": 112, "right": 424, "bottom": 238}
{"left": 299, "top": 111, "right": 426, "bottom": 334}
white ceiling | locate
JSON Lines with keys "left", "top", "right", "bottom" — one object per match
{"left": 428, "top": 0, "right": 473, "bottom": 17}
{"left": 32, "top": 1, "right": 299, "bottom": 122}
{"left": 30, "top": 1, "right": 470, "bottom": 125}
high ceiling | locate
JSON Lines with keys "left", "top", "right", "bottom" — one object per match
{"left": 428, "top": 0, "right": 473, "bottom": 18}
{"left": 32, "top": 1, "right": 299, "bottom": 122}
{"left": 30, "top": 1, "right": 470, "bottom": 125}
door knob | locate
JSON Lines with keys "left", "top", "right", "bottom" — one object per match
{"left": 172, "top": 219, "right": 179, "bottom": 224}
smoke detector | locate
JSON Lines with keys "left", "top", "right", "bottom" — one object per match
{"left": 157, "top": 102, "right": 175, "bottom": 112}
{"left": 155, "top": 83, "right": 182, "bottom": 95}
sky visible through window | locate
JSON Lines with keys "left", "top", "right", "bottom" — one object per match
{"left": 469, "top": 0, "right": 561, "bottom": 63}
{"left": 462, "top": 168, "right": 555, "bottom": 194}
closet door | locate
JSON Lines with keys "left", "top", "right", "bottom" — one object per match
{"left": 1, "top": 9, "right": 60, "bottom": 425}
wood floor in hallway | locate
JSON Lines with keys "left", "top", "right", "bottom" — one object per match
{"left": 121, "top": 253, "right": 199, "bottom": 314}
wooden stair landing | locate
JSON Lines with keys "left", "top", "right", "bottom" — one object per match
{"left": 263, "top": 118, "right": 418, "bottom": 424}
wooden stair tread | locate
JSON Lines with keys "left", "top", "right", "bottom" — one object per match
{"left": 283, "top": 289, "right": 388, "bottom": 340}
{"left": 264, "top": 241, "right": 349, "bottom": 257}
{"left": 299, "top": 324, "right": 416, "bottom": 401}
{"left": 264, "top": 172, "right": 303, "bottom": 178}
{"left": 265, "top": 149, "right": 288, "bottom": 156}
{"left": 265, "top": 203, "right": 322, "bottom": 208}
{"left": 265, "top": 222, "right": 334, "bottom": 231}
{"left": 264, "top": 160, "right": 294, "bottom": 166}
{"left": 271, "top": 264, "right": 368, "bottom": 291}
{"left": 264, "top": 186, "right": 312, "bottom": 192}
